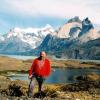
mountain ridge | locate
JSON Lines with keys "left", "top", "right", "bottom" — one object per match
{"left": 31, "top": 17, "right": 100, "bottom": 59}
{"left": 0, "top": 24, "right": 55, "bottom": 54}
{"left": 0, "top": 17, "right": 100, "bottom": 59}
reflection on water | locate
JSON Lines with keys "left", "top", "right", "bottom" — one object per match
{"left": 9, "top": 68, "right": 100, "bottom": 84}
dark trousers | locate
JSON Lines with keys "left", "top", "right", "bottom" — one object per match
{"left": 28, "top": 74, "right": 45, "bottom": 96}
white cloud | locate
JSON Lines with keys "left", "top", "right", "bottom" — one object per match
{"left": 0, "top": 0, "right": 100, "bottom": 24}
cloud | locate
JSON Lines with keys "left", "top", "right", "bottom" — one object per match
{"left": 0, "top": 0, "right": 100, "bottom": 24}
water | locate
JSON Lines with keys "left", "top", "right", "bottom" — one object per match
{"left": 0, "top": 54, "right": 37, "bottom": 60}
{"left": 8, "top": 68, "right": 100, "bottom": 84}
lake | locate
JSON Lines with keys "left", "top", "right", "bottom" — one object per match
{"left": 0, "top": 54, "right": 37, "bottom": 60}
{"left": 8, "top": 68, "right": 100, "bottom": 84}
{"left": 0, "top": 54, "right": 100, "bottom": 84}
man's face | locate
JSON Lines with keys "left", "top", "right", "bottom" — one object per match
{"left": 40, "top": 52, "right": 46, "bottom": 59}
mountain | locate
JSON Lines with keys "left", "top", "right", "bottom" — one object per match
{"left": 78, "top": 38, "right": 100, "bottom": 59}
{"left": 79, "top": 17, "right": 94, "bottom": 36}
{"left": 77, "top": 17, "right": 100, "bottom": 42}
{"left": 32, "top": 34, "right": 76, "bottom": 56}
{"left": 0, "top": 37, "right": 32, "bottom": 55}
{"left": 56, "top": 17, "right": 100, "bottom": 42}
{"left": 0, "top": 16, "right": 100, "bottom": 60}
{"left": 0, "top": 35, "right": 5, "bottom": 42}
{"left": 6, "top": 24, "right": 55, "bottom": 48}
{"left": 0, "top": 24, "right": 55, "bottom": 54}
{"left": 31, "top": 17, "right": 100, "bottom": 59}
{"left": 79, "top": 29, "right": 100, "bottom": 42}
{"left": 57, "top": 16, "right": 82, "bottom": 38}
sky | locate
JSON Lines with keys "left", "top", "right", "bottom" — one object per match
{"left": 0, "top": 0, "right": 100, "bottom": 34}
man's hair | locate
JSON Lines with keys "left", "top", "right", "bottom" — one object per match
{"left": 40, "top": 51, "right": 46, "bottom": 57}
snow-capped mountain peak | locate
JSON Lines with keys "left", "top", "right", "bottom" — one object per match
{"left": 7, "top": 24, "right": 55, "bottom": 37}
{"left": 39, "top": 24, "right": 56, "bottom": 36}
{"left": 5, "top": 24, "right": 55, "bottom": 49}
{"left": 0, "top": 35, "right": 5, "bottom": 41}
{"left": 7, "top": 28, "right": 23, "bottom": 38}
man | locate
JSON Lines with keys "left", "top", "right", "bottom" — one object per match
{"left": 28, "top": 51, "right": 51, "bottom": 97}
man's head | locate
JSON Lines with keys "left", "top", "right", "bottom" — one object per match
{"left": 39, "top": 51, "right": 46, "bottom": 60}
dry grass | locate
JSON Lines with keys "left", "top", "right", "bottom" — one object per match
{"left": 0, "top": 56, "right": 31, "bottom": 72}
{"left": 51, "top": 59, "right": 100, "bottom": 68}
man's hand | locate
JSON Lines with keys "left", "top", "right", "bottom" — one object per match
{"left": 28, "top": 75, "right": 32, "bottom": 79}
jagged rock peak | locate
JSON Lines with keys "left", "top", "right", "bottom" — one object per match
{"left": 82, "top": 17, "right": 94, "bottom": 29}
{"left": 78, "top": 17, "right": 94, "bottom": 37}
{"left": 67, "top": 16, "right": 82, "bottom": 23}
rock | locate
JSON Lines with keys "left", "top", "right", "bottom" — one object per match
{"left": 86, "top": 73, "right": 100, "bottom": 81}
{"left": 76, "top": 99, "right": 80, "bottom": 100}
{"left": 0, "top": 77, "right": 28, "bottom": 97}
{"left": 0, "top": 75, "right": 10, "bottom": 81}
{"left": 76, "top": 73, "right": 100, "bottom": 82}
{"left": 0, "top": 75, "right": 11, "bottom": 91}
{"left": 7, "top": 80, "right": 28, "bottom": 96}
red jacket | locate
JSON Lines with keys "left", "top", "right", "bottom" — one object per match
{"left": 29, "top": 58, "right": 51, "bottom": 77}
